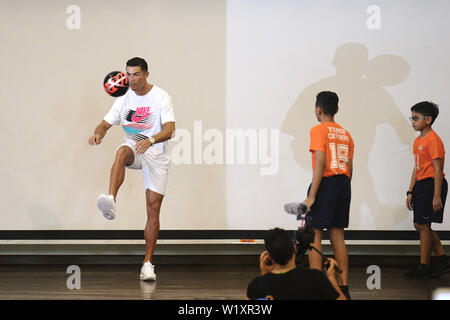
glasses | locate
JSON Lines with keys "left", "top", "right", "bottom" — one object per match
{"left": 409, "top": 116, "right": 429, "bottom": 122}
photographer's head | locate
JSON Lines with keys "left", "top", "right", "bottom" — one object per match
{"left": 264, "top": 228, "right": 295, "bottom": 265}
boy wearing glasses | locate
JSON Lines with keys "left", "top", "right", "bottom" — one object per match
{"left": 405, "top": 101, "right": 449, "bottom": 278}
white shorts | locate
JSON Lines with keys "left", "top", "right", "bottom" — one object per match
{"left": 117, "top": 142, "right": 168, "bottom": 196}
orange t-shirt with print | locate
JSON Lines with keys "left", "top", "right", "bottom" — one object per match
{"left": 413, "top": 130, "right": 446, "bottom": 181}
{"left": 309, "top": 122, "right": 354, "bottom": 178}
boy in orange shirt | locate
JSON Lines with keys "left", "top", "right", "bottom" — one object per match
{"left": 303, "top": 91, "right": 354, "bottom": 299}
{"left": 405, "top": 101, "right": 449, "bottom": 278}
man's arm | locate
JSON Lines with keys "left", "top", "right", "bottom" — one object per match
{"left": 432, "top": 159, "right": 444, "bottom": 212}
{"left": 88, "top": 120, "right": 113, "bottom": 145}
{"left": 136, "top": 121, "right": 176, "bottom": 154}
{"left": 325, "top": 259, "right": 347, "bottom": 300}
{"left": 304, "top": 150, "right": 326, "bottom": 210}
{"left": 152, "top": 121, "right": 176, "bottom": 144}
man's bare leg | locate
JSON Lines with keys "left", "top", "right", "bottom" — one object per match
{"left": 143, "top": 189, "right": 164, "bottom": 264}
{"left": 109, "top": 146, "right": 134, "bottom": 201}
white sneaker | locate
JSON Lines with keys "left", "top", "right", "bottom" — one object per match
{"left": 97, "top": 194, "right": 116, "bottom": 220}
{"left": 140, "top": 261, "right": 156, "bottom": 281}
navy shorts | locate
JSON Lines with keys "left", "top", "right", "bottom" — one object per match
{"left": 307, "top": 174, "right": 351, "bottom": 230}
{"left": 412, "top": 178, "right": 448, "bottom": 225}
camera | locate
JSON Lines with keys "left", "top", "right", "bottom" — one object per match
{"left": 284, "top": 202, "right": 342, "bottom": 273}
{"left": 284, "top": 202, "right": 312, "bottom": 265}
{"left": 294, "top": 214, "right": 315, "bottom": 266}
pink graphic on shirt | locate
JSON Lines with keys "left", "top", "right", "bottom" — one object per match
{"left": 132, "top": 106, "right": 153, "bottom": 123}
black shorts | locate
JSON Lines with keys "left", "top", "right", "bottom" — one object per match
{"left": 412, "top": 178, "right": 448, "bottom": 225}
{"left": 307, "top": 174, "right": 351, "bottom": 230}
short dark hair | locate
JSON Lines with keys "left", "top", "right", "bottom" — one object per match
{"left": 126, "top": 57, "right": 148, "bottom": 72}
{"left": 264, "top": 228, "right": 295, "bottom": 266}
{"left": 315, "top": 91, "right": 339, "bottom": 115}
{"left": 411, "top": 101, "right": 439, "bottom": 125}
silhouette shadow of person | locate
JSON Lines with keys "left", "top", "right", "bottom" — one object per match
{"left": 282, "top": 42, "right": 412, "bottom": 229}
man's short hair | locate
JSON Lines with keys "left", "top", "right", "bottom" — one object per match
{"left": 315, "top": 91, "right": 339, "bottom": 116}
{"left": 411, "top": 101, "right": 439, "bottom": 125}
{"left": 264, "top": 228, "right": 295, "bottom": 266}
{"left": 126, "top": 57, "right": 148, "bottom": 72}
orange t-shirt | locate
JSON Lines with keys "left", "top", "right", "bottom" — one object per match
{"left": 413, "top": 130, "right": 446, "bottom": 181}
{"left": 309, "top": 122, "right": 354, "bottom": 178}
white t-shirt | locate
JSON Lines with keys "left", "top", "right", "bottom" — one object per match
{"left": 104, "top": 85, "right": 175, "bottom": 169}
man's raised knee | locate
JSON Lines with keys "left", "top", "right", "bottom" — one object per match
{"left": 115, "top": 146, "right": 134, "bottom": 166}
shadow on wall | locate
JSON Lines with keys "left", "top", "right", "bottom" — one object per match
{"left": 282, "top": 42, "right": 412, "bottom": 229}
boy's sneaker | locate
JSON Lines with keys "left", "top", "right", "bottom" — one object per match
{"left": 431, "top": 256, "right": 450, "bottom": 278}
{"left": 404, "top": 264, "right": 432, "bottom": 279}
{"left": 140, "top": 261, "right": 156, "bottom": 281}
{"left": 97, "top": 194, "right": 116, "bottom": 220}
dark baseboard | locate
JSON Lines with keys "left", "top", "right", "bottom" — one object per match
{"left": 0, "top": 254, "right": 425, "bottom": 267}
{"left": 1, "top": 230, "right": 449, "bottom": 240}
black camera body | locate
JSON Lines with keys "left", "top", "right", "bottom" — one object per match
{"left": 284, "top": 202, "right": 342, "bottom": 273}
{"left": 293, "top": 215, "right": 342, "bottom": 273}
{"left": 293, "top": 215, "right": 315, "bottom": 266}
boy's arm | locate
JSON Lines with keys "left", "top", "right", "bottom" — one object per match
{"left": 348, "top": 158, "right": 353, "bottom": 182}
{"left": 304, "top": 150, "right": 326, "bottom": 210}
{"left": 432, "top": 159, "right": 444, "bottom": 212}
{"left": 406, "top": 167, "right": 416, "bottom": 211}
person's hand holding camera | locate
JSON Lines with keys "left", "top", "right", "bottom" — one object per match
{"left": 324, "top": 258, "right": 340, "bottom": 279}
{"left": 323, "top": 257, "right": 347, "bottom": 299}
